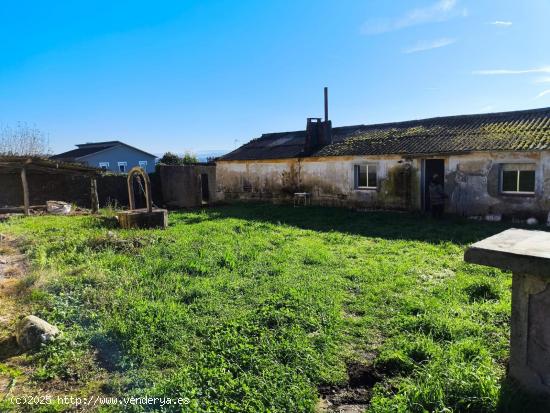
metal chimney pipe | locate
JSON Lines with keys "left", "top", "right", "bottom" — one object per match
{"left": 324, "top": 87, "right": 329, "bottom": 122}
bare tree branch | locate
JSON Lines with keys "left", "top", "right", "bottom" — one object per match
{"left": 0, "top": 123, "right": 51, "bottom": 156}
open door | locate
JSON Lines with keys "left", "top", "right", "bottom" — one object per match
{"left": 200, "top": 174, "right": 210, "bottom": 204}
{"left": 423, "top": 159, "right": 445, "bottom": 212}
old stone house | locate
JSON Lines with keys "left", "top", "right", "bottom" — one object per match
{"left": 216, "top": 107, "right": 550, "bottom": 219}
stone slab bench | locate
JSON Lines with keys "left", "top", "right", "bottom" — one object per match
{"left": 465, "top": 228, "right": 550, "bottom": 394}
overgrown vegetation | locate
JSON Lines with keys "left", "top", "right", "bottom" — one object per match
{"left": 157, "top": 151, "right": 199, "bottom": 166}
{"left": 0, "top": 204, "right": 547, "bottom": 412}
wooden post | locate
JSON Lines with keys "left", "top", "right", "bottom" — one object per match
{"left": 90, "top": 177, "right": 99, "bottom": 214}
{"left": 20, "top": 167, "right": 30, "bottom": 216}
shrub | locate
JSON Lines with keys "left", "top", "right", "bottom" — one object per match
{"left": 158, "top": 151, "right": 198, "bottom": 166}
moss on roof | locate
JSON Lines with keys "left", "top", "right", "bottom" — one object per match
{"left": 220, "top": 107, "right": 550, "bottom": 161}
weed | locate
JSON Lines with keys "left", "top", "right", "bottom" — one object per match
{"left": 102, "top": 199, "right": 119, "bottom": 217}
{"left": 375, "top": 350, "right": 415, "bottom": 376}
{"left": 465, "top": 280, "right": 501, "bottom": 302}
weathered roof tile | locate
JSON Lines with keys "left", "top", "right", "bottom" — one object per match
{"left": 220, "top": 107, "right": 550, "bottom": 160}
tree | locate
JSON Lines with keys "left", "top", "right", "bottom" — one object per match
{"left": 158, "top": 151, "right": 198, "bottom": 166}
{"left": 158, "top": 152, "right": 184, "bottom": 165}
{"left": 181, "top": 151, "right": 198, "bottom": 164}
{"left": 0, "top": 123, "right": 50, "bottom": 156}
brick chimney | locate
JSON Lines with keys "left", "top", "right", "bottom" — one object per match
{"left": 304, "top": 87, "right": 332, "bottom": 154}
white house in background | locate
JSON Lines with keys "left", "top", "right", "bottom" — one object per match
{"left": 51, "top": 141, "right": 157, "bottom": 174}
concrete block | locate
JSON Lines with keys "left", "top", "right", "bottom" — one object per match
{"left": 465, "top": 229, "right": 550, "bottom": 278}
{"left": 117, "top": 209, "right": 168, "bottom": 229}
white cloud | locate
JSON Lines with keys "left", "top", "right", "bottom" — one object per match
{"left": 490, "top": 21, "right": 512, "bottom": 26}
{"left": 361, "top": 0, "right": 467, "bottom": 35}
{"left": 404, "top": 37, "right": 456, "bottom": 54}
{"left": 534, "top": 77, "right": 550, "bottom": 84}
{"left": 536, "top": 89, "right": 550, "bottom": 98}
{"left": 472, "top": 67, "right": 550, "bottom": 75}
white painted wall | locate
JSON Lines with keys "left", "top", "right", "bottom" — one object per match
{"left": 216, "top": 155, "right": 418, "bottom": 208}
{"left": 216, "top": 151, "right": 550, "bottom": 217}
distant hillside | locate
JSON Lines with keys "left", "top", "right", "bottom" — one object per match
{"left": 195, "top": 150, "right": 228, "bottom": 162}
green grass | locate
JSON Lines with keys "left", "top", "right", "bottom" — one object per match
{"left": 0, "top": 204, "right": 547, "bottom": 412}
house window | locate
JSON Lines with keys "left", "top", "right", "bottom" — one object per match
{"left": 118, "top": 162, "right": 127, "bottom": 173}
{"left": 500, "top": 163, "right": 535, "bottom": 194}
{"left": 139, "top": 161, "right": 148, "bottom": 169}
{"left": 354, "top": 164, "right": 377, "bottom": 189}
{"left": 99, "top": 162, "right": 109, "bottom": 171}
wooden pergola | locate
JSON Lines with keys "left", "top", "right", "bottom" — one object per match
{"left": 0, "top": 156, "right": 102, "bottom": 215}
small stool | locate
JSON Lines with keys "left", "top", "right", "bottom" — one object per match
{"left": 293, "top": 192, "right": 310, "bottom": 207}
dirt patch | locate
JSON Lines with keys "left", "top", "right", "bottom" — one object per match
{"left": 0, "top": 254, "right": 27, "bottom": 283}
{"left": 0, "top": 234, "right": 31, "bottom": 404}
{"left": 0, "top": 235, "right": 28, "bottom": 335}
{"left": 318, "top": 361, "right": 383, "bottom": 412}
{"left": 0, "top": 336, "right": 21, "bottom": 361}
{"left": 0, "top": 233, "right": 112, "bottom": 410}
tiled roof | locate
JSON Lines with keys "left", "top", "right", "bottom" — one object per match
{"left": 222, "top": 131, "right": 308, "bottom": 161}
{"left": 220, "top": 107, "right": 550, "bottom": 161}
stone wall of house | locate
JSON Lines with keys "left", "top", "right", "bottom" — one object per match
{"left": 216, "top": 151, "right": 550, "bottom": 218}
{"left": 216, "top": 156, "right": 421, "bottom": 210}
{"left": 446, "top": 151, "right": 550, "bottom": 219}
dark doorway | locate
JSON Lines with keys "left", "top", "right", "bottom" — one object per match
{"left": 200, "top": 174, "right": 210, "bottom": 203}
{"left": 423, "top": 159, "right": 445, "bottom": 211}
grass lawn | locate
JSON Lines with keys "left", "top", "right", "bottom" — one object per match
{"left": 0, "top": 204, "right": 546, "bottom": 412}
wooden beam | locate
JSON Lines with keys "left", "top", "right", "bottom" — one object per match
{"left": 90, "top": 177, "right": 99, "bottom": 214}
{"left": 20, "top": 167, "right": 30, "bottom": 216}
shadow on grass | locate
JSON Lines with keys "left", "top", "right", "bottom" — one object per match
{"left": 497, "top": 377, "right": 550, "bottom": 413}
{"left": 192, "top": 202, "right": 546, "bottom": 245}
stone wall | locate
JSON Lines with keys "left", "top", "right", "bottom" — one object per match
{"left": 0, "top": 172, "right": 163, "bottom": 209}
{"left": 446, "top": 151, "right": 550, "bottom": 218}
{"left": 216, "top": 156, "right": 421, "bottom": 210}
{"left": 159, "top": 164, "right": 217, "bottom": 208}
{"left": 216, "top": 151, "right": 550, "bottom": 217}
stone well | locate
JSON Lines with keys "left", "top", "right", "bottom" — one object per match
{"left": 117, "top": 167, "right": 168, "bottom": 229}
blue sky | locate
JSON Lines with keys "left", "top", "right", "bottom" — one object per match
{"left": 1, "top": 0, "right": 549, "bottom": 154}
